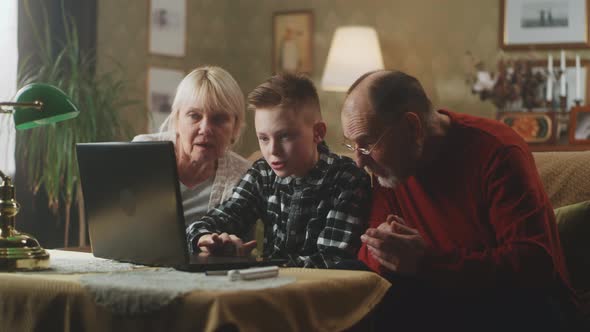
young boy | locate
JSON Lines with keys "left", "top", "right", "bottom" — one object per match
{"left": 187, "top": 73, "right": 370, "bottom": 268}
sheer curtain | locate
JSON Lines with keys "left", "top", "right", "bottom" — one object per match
{"left": 0, "top": 0, "right": 17, "bottom": 177}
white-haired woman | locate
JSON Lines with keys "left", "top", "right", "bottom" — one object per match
{"left": 134, "top": 66, "right": 250, "bottom": 227}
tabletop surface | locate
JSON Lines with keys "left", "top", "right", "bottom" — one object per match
{"left": 0, "top": 250, "right": 391, "bottom": 332}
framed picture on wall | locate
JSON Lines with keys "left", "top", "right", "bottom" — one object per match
{"left": 148, "top": 0, "right": 186, "bottom": 56}
{"left": 500, "top": 0, "right": 590, "bottom": 49}
{"left": 272, "top": 10, "right": 313, "bottom": 74}
{"left": 569, "top": 106, "right": 590, "bottom": 143}
{"left": 497, "top": 111, "right": 556, "bottom": 143}
{"left": 147, "top": 67, "right": 184, "bottom": 133}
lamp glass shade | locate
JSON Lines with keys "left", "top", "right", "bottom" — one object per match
{"left": 321, "top": 26, "right": 385, "bottom": 92}
{"left": 12, "top": 83, "right": 79, "bottom": 130}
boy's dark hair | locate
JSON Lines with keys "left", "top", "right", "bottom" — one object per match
{"left": 247, "top": 73, "right": 322, "bottom": 120}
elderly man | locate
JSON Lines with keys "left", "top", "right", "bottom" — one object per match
{"left": 341, "top": 70, "right": 578, "bottom": 331}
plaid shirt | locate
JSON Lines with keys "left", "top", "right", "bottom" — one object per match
{"left": 187, "top": 144, "right": 371, "bottom": 268}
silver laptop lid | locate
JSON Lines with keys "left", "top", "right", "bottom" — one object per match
{"left": 76, "top": 141, "right": 189, "bottom": 266}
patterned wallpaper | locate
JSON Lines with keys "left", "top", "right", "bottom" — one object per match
{"left": 97, "top": 0, "right": 510, "bottom": 157}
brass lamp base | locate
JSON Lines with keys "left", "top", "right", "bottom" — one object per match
{"left": 0, "top": 231, "right": 50, "bottom": 271}
{"left": 0, "top": 170, "right": 50, "bottom": 271}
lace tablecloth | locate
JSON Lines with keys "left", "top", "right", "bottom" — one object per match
{"left": 21, "top": 250, "right": 296, "bottom": 314}
{"left": 38, "top": 249, "right": 143, "bottom": 274}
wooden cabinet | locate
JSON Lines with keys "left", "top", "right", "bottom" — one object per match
{"left": 529, "top": 134, "right": 590, "bottom": 151}
{"left": 530, "top": 144, "right": 590, "bottom": 152}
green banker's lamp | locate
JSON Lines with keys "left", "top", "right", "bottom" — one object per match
{"left": 0, "top": 83, "right": 79, "bottom": 270}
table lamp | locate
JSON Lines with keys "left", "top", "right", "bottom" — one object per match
{"left": 321, "top": 26, "right": 385, "bottom": 92}
{"left": 0, "top": 83, "right": 79, "bottom": 270}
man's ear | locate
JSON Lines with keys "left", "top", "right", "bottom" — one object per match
{"left": 403, "top": 112, "right": 424, "bottom": 142}
{"left": 404, "top": 112, "right": 424, "bottom": 139}
{"left": 313, "top": 121, "right": 327, "bottom": 144}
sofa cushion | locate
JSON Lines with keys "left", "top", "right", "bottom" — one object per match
{"left": 554, "top": 200, "right": 590, "bottom": 291}
{"left": 533, "top": 151, "right": 590, "bottom": 209}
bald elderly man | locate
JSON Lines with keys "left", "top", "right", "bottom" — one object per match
{"left": 341, "top": 70, "right": 579, "bottom": 331}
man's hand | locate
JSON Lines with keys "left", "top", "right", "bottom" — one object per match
{"left": 197, "top": 233, "right": 257, "bottom": 256}
{"left": 360, "top": 214, "right": 426, "bottom": 275}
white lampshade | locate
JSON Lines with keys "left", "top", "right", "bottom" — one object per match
{"left": 321, "top": 26, "right": 385, "bottom": 92}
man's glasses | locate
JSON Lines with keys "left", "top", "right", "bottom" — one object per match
{"left": 342, "top": 127, "right": 391, "bottom": 155}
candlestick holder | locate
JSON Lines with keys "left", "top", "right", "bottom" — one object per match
{"left": 555, "top": 96, "right": 570, "bottom": 139}
{"left": 545, "top": 99, "right": 554, "bottom": 111}
{"left": 544, "top": 66, "right": 566, "bottom": 111}
{"left": 559, "top": 95, "right": 567, "bottom": 111}
{"left": 574, "top": 99, "right": 583, "bottom": 107}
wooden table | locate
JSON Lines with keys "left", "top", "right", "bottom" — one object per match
{"left": 0, "top": 251, "right": 390, "bottom": 332}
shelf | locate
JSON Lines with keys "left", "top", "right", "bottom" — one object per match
{"left": 528, "top": 133, "right": 590, "bottom": 152}
{"left": 530, "top": 144, "right": 590, "bottom": 152}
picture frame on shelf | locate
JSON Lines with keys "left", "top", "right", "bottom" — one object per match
{"left": 148, "top": 0, "right": 186, "bottom": 57}
{"left": 569, "top": 105, "right": 590, "bottom": 144}
{"left": 272, "top": 10, "right": 313, "bottom": 74}
{"left": 500, "top": 0, "right": 590, "bottom": 50}
{"left": 497, "top": 111, "right": 556, "bottom": 143}
{"left": 147, "top": 67, "right": 185, "bottom": 133}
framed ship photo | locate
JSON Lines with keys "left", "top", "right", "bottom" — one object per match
{"left": 500, "top": 0, "right": 590, "bottom": 49}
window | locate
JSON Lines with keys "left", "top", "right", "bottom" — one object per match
{"left": 0, "top": 0, "right": 18, "bottom": 177}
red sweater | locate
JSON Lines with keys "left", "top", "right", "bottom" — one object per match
{"left": 359, "top": 110, "right": 574, "bottom": 297}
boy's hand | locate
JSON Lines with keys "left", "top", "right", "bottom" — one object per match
{"left": 197, "top": 233, "right": 257, "bottom": 256}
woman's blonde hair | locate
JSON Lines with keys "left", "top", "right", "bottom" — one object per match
{"left": 160, "top": 66, "right": 245, "bottom": 145}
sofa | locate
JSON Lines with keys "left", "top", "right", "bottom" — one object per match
{"left": 533, "top": 150, "right": 590, "bottom": 325}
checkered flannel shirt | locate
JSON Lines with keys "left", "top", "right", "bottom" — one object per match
{"left": 187, "top": 144, "right": 371, "bottom": 268}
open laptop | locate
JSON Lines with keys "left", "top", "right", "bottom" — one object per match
{"left": 76, "top": 141, "right": 284, "bottom": 272}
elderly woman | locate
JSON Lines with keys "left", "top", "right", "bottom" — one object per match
{"left": 134, "top": 66, "right": 250, "bottom": 226}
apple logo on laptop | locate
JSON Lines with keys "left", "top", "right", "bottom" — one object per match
{"left": 119, "top": 188, "right": 137, "bottom": 216}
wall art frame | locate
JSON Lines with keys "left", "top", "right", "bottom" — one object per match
{"left": 272, "top": 10, "right": 313, "bottom": 74}
{"left": 148, "top": 0, "right": 187, "bottom": 57}
{"left": 146, "top": 66, "right": 185, "bottom": 133}
{"left": 500, "top": 0, "right": 590, "bottom": 50}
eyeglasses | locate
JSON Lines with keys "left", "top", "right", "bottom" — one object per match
{"left": 342, "top": 127, "right": 391, "bottom": 155}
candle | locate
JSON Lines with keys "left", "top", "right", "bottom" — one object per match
{"left": 576, "top": 54, "right": 581, "bottom": 101}
{"left": 560, "top": 50, "right": 567, "bottom": 97}
{"left": 547, "top": 54, "right": 553, "bottom": 102}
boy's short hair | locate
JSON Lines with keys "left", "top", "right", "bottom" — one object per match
{"left": 247, "top": 73, "right": 322, "bottom": 122}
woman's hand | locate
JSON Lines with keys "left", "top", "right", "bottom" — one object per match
{"left": 197, "top": 233, "right": 257, "bottom": 256}
{"left": 360, "top": 214, "right": 426, "bottom": 275}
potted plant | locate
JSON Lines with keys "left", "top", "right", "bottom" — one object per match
{"left": 17, "top": 1, "right": 140, "bottom": 246}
